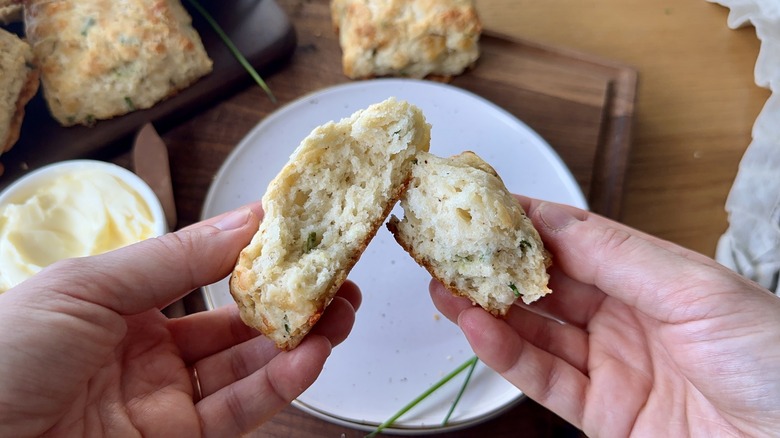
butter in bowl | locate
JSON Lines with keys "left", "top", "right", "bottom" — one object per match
{"left": 0, "top": 160, "right": 167, "bottom": 292}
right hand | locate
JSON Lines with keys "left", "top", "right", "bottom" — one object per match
{"left": 431, "top": 197, "right": 780, "bottom": 437}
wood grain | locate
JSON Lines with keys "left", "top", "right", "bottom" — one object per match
{"left": 452, "top": 32, "right": 637, "bottom": 218}
{"left": 475, "top": 0, "right": 769, "bottom": 256}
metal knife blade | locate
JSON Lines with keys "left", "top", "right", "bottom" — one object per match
{"left": 132, "top": 123, "right": 177, "bottom": 230}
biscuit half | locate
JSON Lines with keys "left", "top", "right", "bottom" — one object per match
{"left": 230, "top": 98, "right": 431, "bottom": 350}
{"left": 387, "top": 151, "right": 552, "bottom": 316}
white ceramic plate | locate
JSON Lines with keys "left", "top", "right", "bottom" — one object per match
{"left": 201, "top": 79, "right": 587, "bottom": 434}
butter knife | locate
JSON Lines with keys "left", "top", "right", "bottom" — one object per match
{"left": 132, "top": 123, "right": 177, "bottom": 230}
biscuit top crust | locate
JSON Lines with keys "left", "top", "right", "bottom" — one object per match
{"left": 331, "top": 0, "right": 482, "bottom": 79}
{"left": 24, "top": 0, "right": 213, "bottom": 126}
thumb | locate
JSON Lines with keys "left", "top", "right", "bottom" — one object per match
{"left": 34, "top": 203, "right": 262, "bottom": 315}
{"left": 529, "top": 201, "right": 743, "bottom": 323}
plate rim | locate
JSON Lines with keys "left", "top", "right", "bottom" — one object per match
{"left": 291, "top": 392, "right": 526, "bottom": 435}
{"left": 201, "top": 78, "right": 588, "bottom": 223}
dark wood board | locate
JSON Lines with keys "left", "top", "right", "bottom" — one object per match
{"left": 0, "top": 0, "right": 296, "bottom": 189}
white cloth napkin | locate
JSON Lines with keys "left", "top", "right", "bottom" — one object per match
{"left": 710, "top": 0, "right": 780, "bottom": 294}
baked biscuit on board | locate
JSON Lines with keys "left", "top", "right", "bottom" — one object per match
{"left": 331, "top": 0, "right": 481, "bottom": 79}
{"left": 230, "top": 98, "right": 431, "bottom": 350}
{"left": 0, "top": 28, "right": 39, "bottom": 170}
{"left": 388, "top": 151, "right": 552, "bottom": 316}
{"left": 24, "top": 0, "right": 213, "bottom": 126}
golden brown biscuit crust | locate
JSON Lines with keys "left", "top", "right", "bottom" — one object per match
{"left": 331, "top": 0, "right": 481, "bottom": 79}
{"left": 25, "top": 0, "right": 212, "bottom": 126}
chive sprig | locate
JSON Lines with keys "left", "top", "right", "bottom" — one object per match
{"left": 366, "top": 355, "right": 480, "bottom": 437}
{"left": 185, "top": 0, "right": 277, "bottom": 103}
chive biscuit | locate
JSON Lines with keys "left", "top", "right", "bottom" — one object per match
{"left": 387, "top": 151, "right": 552, "bottom": 315}
{"left": 230, "top": 98, "right": 431, "bottom": 350}
{"left": 0, "top": 28, "right": 39, "bottom": 166}
{"left": 330, "top": 0, "right": 482, "bottom": 79}
{"left": 24, "top": 0, "right": 213, "bottom": 126}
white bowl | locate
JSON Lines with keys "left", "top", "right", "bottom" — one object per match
{"left": 0, "top": 159, "right": 167, "bottom": 236}
{"left": 0, "top": 160, "right": 167, "bottom": 291}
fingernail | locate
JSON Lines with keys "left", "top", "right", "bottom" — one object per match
{"left": 538, "top": 202, "right": 582, "bottom": 232}
{"left": 213, "top": 207, "right": 252, "bottom": 231}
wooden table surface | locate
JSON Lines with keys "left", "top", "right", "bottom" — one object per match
{"left": 169, "top": 1, "right": 768, "bottom": 436}
{"left": 245, "top": 1, "right": 767, "bottom": 436}
{"left": 481, "top": 0, "right": 769, "bottom": 257}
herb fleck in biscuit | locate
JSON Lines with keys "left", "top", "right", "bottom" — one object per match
{"left": 387, "top": 151, "right": 552, "bottom": 315}
{"left": 230, "top": 98, "right": 431, "bottom": 350}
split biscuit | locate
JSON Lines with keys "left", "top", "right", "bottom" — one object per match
{"left": 387, "top": 151, "right": 551, "bottom": 315}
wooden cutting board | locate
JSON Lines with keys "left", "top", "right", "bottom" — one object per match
{"left": 451, "top": 35, "right": 638, "bottom": 219}
{"left": 154, "top": 0, "right": 636, "bottom": 232}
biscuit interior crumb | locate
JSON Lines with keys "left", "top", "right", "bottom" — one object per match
{"left": 389, "top": 151, "right": 551, "bottom": 315}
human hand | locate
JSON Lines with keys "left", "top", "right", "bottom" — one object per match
{"left": 0, "top": 204, "right": 361, "bottom": 437}
{"left": 431, "top": 197, "right": 780, "bottom": 437}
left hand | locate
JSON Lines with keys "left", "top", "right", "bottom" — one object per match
{"left": 0, "top": 204, "right": 361, "bottom": 437}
